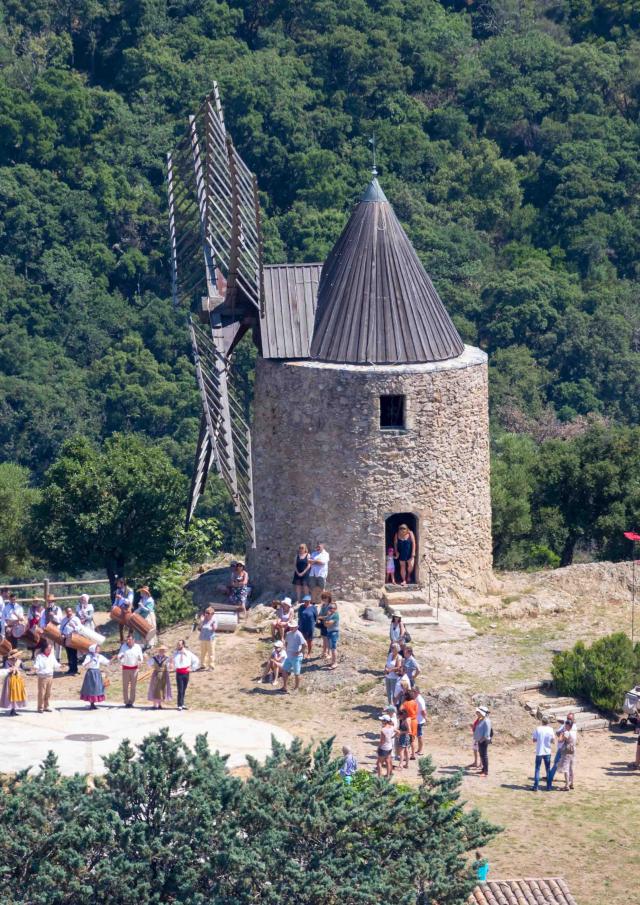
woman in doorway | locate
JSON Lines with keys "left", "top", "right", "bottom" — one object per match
{"left": 292, "top": 543, "right": 311, "bottom": 603}
{"left": 393, "top": 523, "right": 416, "bottom": 586}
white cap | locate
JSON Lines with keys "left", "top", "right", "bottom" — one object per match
{"left": 281, "top": 597, "right": 292, "bottom": 606}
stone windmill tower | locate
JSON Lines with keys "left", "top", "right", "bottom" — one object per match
{"left": 168, "top": 86, "right": 492, "bottom": 599}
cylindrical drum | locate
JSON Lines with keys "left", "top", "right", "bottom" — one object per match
{"left": 76, "top": 624, "right": 106, "bottom": 646}
{"left": 66, "top": 632, "right": 93, "bottom": 653}
{"left": 0, "top": 638, "right": 12, "bottom": 657}
{"left": 214, "top": 612, "right": 239, "bottom": 633}
{"left": 127, "top": 612, "right": 152, "bottom": 637}
{"left": 9, "top": 623, "right": 26, "bottom": 639}
{"left": 43, "top": 624, "right": 65, "bottom": 647}
{"left": 110, "top": 605, "right": 131, "bottom": 626}
{"left": 25, "top": 626, "right": 43, "bottom": 649}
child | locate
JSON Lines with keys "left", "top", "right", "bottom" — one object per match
{"left": 385, "top": 547, "right": 396, "bottom": 584}
{"left": 339, "top": 746, "right": 358, "bottom": 782}
{"left": 398, "top": 715, "right": 411, "bottom": 768}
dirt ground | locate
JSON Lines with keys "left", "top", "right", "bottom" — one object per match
{"left": 16, "top": 562, "right": 640, "bottom": 905}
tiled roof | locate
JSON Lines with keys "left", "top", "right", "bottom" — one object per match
{"left": 470, "top": 878, "right": 578, "bottom": 905}
{"left": 309, "top": 177, "right": 464, "bottom": 365}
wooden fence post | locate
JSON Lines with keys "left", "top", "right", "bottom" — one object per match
{"left": 43, "top": 578, "right": 50, "bottom": 603}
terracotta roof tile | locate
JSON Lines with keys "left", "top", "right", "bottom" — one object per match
{"left": 470, "top": 879, "right": 577, "bottom": 905}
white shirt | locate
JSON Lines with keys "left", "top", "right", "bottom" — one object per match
{"left": 173, "top": 650, "right": 199, "bottom": 671}
{"left": 285, "top": 629, "right": 306, "bottom": 657}
{"left": 532, "top": 725, "right": 555, "bottom": 756}
{"left": 34, "top": 651, "right": 61, "bottom": 677}
{"left": 118, "top": 642, "right": 144, "bottom": 667}
{"left": 61, "top": 614, "right": 82, "bottom": 636}
{"left": 415, "top": 693, "right": 427, "bottom": 725}
{"left": 115, "top": 587, "right": 134, "bottom": 606}
{"left": 76, "top": 601, "right": 94, "bottom": 622}
{"left": 309, "top": 549, "right": 329, "bottom": 578}
{"left": 2, "top": 602, "right": 24, "bottom": 624}
{"left": 82, "top": 653, "right": 109, "bottom": 670}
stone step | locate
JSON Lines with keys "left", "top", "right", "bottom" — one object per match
{"left": 387, "top": 603, "right": 435, "bottom": 618}
{"left": 400, "top": 616, "right": 439, "bottom": 626}
{"left": 577, "top": 718, "right": 609, "bottom": 731}
{"left": 505, "top": 679, "right": 553, "bottom": 693}
{"left": 381, "top": 590, "right": 431, "bottom": 607}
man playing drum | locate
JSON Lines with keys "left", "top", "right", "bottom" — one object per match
{"left": 2, "top": 593, "right": 25, "bottom": 641}
{"left": 117, "top": 634, "right": 144, "bottom": 708}
{"left": 60, "top": 607, "right": 83, "bottom": 676}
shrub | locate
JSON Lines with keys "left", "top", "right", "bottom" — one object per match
{"left": 552, "top": 633, "right": 640, "bottom": 712}
{"left": 149, "top": 562, "right": 194, "bottom": 630}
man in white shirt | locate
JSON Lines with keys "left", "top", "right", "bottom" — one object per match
{"left": 532, "top": 715, "right": 555, "bottom": 791}
{"left": 34, "top": 643, "right": 61, "bottom": 713}
{"left": 308, "top": 544, "right": 330, "bottom": 603}
{"left": 60, "top": 607, "right": 82, "bottom": 675}
{"left": 117, "top": 634, "right": 144, "bottom": 708}
{"left": 2, "top": 593, "right": 25, "bottom": 639}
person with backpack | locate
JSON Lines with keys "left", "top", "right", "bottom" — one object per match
{"left": 555, "top": 715, "right": 577, "bottom": 790}
{"left": 473, "top": 706, "right": 492, "bottom": 777}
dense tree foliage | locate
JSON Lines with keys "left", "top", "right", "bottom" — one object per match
{"left": 2, "top": 0, "right": 640, "bottom": 569}
{"left": 0, "top": 733, "right": 498, "bottom": 905}
{"left": 32, "top": 434, "right": 186, "bottom": 589}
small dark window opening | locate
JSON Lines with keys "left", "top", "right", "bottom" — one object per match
{"left": 380, "top": 395, "right": 405, "bottom": 429}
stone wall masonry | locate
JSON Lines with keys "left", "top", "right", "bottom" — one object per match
{"left": 247, "top": 346, "right": 492, "bottom": 599}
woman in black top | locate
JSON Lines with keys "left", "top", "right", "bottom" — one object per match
{"left": 292, "top": 543, "right": 311, "bottom": 602}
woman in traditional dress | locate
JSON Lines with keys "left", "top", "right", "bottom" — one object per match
{"left": 76, "top": 594, "right": 95, "bottom": 632}
{"left": 147, "top": 644, "right": 172, "bottom": 710}
{"left": 80, "top": 644, "right": 109, "bottom": 710}
{"left": 0, "top": 650, "right": 27, "bottom": 716}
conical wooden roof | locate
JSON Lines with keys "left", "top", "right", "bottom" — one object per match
{"left": 310, "top": 178, "right": 464, "bottom": 364}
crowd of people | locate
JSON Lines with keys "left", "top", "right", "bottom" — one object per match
{"left": 1, "top": 558, "right": 584, "bottom": 795}
{"left": 0, "top": 584, "right": 218, "bottom": 714}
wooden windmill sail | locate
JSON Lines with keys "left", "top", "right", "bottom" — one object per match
{"left": 167, "top": 84, "right": 262, "bottom": 541}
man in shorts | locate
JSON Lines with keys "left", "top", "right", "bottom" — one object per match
{"left": 281, "top": 622, "right": 307, "bottom": 693}
{"left": 308, "top": 544, "right": 330, "bottom": 603}
{"left": 414, "top": 686, "right": 427, "bottom": 754}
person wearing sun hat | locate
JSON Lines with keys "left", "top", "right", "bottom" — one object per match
{"left": 261, "top": 639, "right": 286, "bottom": 684}
{"left": 473, "top": 706, "right": 492, "bottom": 777}
{"left": 79, "top": 644, "right": 110, "bottom": 710}
{"left": 376, "top": 713, "right": 396, "bottom": 778}
{"left": 135, "top": 586, "right": 157, "bottom": 649}
{"left": 147, "top": 644, "right": 172, "bottom": 709}
{"left": 0, "top": 649, "right": 27, "bottom": 716}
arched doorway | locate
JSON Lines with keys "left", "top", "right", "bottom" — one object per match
{"left": 385, "top": 513, "right": 419, "bottom": 585}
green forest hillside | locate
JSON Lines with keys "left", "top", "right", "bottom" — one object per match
{"left": 2, "top": 0, "right": 640, "bottom": 575}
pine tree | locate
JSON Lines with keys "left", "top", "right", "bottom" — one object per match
{"left": 0, "top": 733, "right": 498, "bottom": 904}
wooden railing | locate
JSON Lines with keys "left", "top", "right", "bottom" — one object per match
{"left": 424, "top": 564, "right": 442, "bottom": 623}
{"left": 1, "top": 577, "right": 111, "bottom": 605}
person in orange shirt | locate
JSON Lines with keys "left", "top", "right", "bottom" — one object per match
{"left": 399, "top": 689, "right": 418, "bottom": 760}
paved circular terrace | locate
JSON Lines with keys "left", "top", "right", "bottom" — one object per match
{"left": 0, "top": 700, "right": 293, "bottom": 776}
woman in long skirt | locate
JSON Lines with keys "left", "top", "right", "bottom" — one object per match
{"left": 80, "top": 644, "right": 109, "bottom": 709}
{"left": 147, "top": 645, "right": 172, "bottom": 709}
{"left": 0, "top": 650, "right": 27, "bottom": 716}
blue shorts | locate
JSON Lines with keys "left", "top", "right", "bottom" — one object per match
{"left": 328, "top": 632, "right": 339, "bottom": 651}
{"left": 417, "top": 723, "right": 424, "bottom": 738}
{"left": 283, "top": 655, "right": 303, "bottom": 676}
